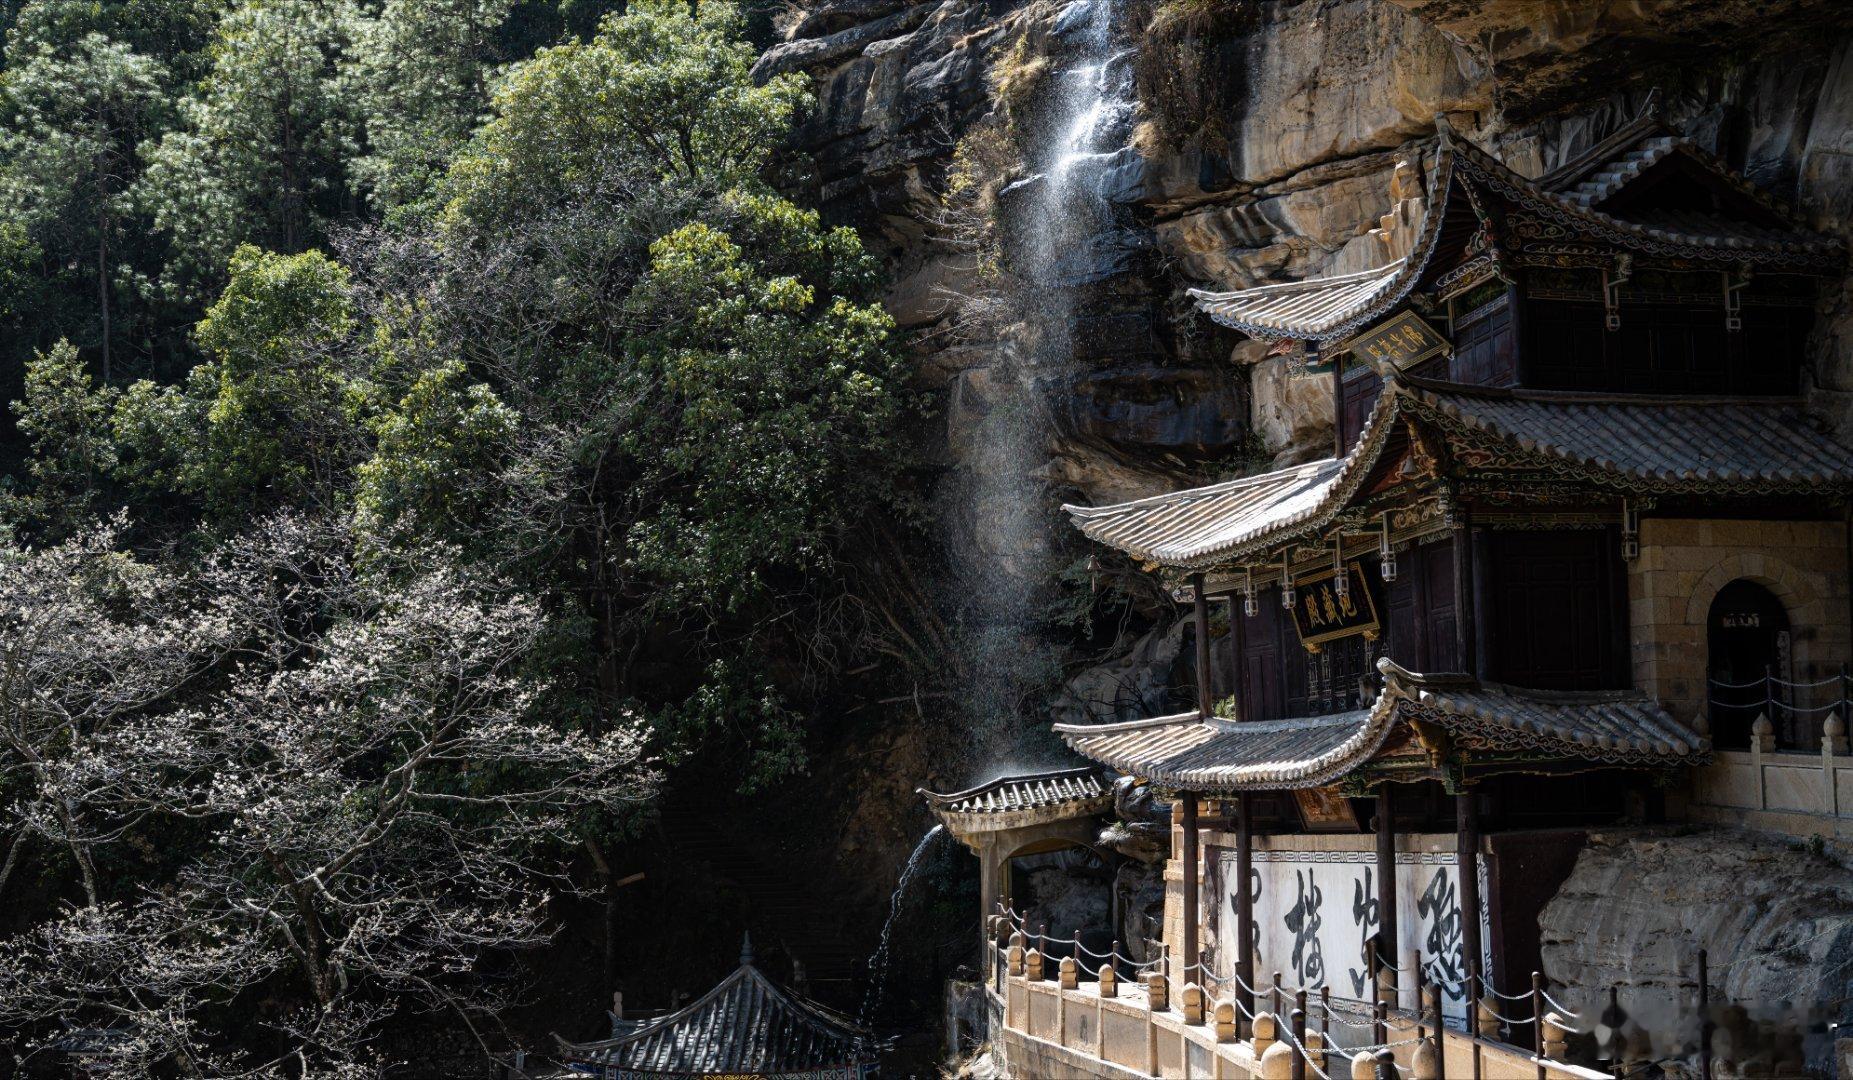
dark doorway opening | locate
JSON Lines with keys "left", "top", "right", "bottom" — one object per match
{"left": 1706, "top": 580, "right": 1791, "bottom": 749}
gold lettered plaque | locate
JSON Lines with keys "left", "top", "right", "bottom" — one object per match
{"left": 1340, "top": 310, "right": 1450, "bottom": 372}
{"left": 1293, "top": 787, "right": 1360, "bottom": 832}
{"left": 1289, "top": 560, "right": 1381, "bottom": 651}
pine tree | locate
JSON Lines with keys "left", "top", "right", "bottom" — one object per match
{"left": 134, "top": 0, "right": 355, "bottom": 303}
{"left": 0, "top": 27, "right": 166, "bottom": 380}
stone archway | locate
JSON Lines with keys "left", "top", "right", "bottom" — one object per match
{"left": 1704, "top": 579, "right": 1793, "bottom": 749}
{"left": 1629, "top": 519, "right": 1847, "bottom": 735}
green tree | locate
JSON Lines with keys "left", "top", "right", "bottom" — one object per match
{"left": 441, "top": 0, "right": 807, "bottom": 230}
{"left": 0, "top": 28, "right": 166, "bottom": 380}
{"left": 135, "top": 0, "right": 354, "bottom": 302}
{"left": 114, "top": 245, "right": 363, "bottom": 513}
{"left": 341, "top": 0, "right": 516, "bottom": 214}
{"left": 1, "top": 340, "right": 119, "bottom": 534}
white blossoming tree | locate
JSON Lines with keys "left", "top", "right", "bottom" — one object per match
{"left": 0, "top": 515, "right": 657, "bottom": 1076}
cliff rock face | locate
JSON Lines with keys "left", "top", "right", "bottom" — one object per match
{"left": 761, "top": 0, "right": 1853, "bottom": 1005}
{"left": 771, "top": 0, "right": 1853, "bottom": 478}
{"left": 1540, "top": 828, "right": 1853, "bottom": 1073}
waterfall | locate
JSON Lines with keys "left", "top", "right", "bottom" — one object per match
{"left": 858, "top": 824, "right": 946, "bottom": 1025}
{"left": 952, "top": 0, "right": 1136, "bottom": 774}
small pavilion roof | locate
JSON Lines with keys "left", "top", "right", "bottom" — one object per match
{"left": 1063, "top": 376, "right": 1853, "bottom": 571}
{"left": 919, "top": 766, "right": 1111, "bottom": 817}
{"left": 1188, "top": 114, "right": 1842, "bottom": 343}
{"left": 918, "top": 766, "right": 1115, "bottom": 837}
{"left": 556, "top": 941, "right": 873, "bottom": 1078}
{"left": 1052, "top": 660, "right": 1707, "bottom": 793}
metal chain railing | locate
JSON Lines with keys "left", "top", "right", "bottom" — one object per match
{"left": 989, "top": 901, "right": 1609, "bottom": 1076}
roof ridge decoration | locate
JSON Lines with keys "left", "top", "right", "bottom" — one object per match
{"left": 1052, "top": 658, "right": 1708, "bottom": 794}
{"left": 1439, "top": 116, "right": 1843, "bottom": 268}
{"left": 1064, "top": 375, "right": 1853, "bottom": 571}
{"left": 1536, "top": 106, "right": 1672, "bottom": 194}
{"left": 1187, "top": 113, "right": 1841, "bottom": 346}
{"left": 556, "top": 958, "right": 874, "bottom": 1075}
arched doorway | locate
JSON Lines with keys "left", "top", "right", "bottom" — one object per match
{"left": 1706, "top": 580, "right": 1791, "bottom": 749}
{"left": 1005, "top": 840, "right": 1114, "bottom": 970}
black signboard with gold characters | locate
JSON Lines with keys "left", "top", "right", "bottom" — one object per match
{"left": 1339, "top": 310, "right": 1450, "bottom": 372}
{"left": 1289, "top": 560, "right": 1381, "bottom": 651}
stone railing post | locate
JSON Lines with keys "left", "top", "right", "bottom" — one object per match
{"left": 1060, "top": 956, "right": 1079, "bottom": 990}
{"left": 1542, "top": 1012, "right": 1571, "bottom": 1060}
{"left": 1146, "top": 971, "right": 1169, "bottom": 1012}
{"left": 1252, "top": 1011, "right": 1276, "bottom": 1057}
{"left": 1099, "top": 955, "right": 1119, "bottom": 998}
{"left": 1025, "top": 948, "right": 1044, "bottom": 982}
{"left": 1411, "top": 1037, "right": 1440, "bottom": 1079}
{"left": 1258, "top": 1041, "right": 1295, "bottom": 1079}
{"left": 1182, "top": 982, "right": 1206, "bottom": 1025}
{"left": 1214, "top": 1000, "right": 1237, "bottom": 1042}
{"left": 1008, "top": 932, "right": 1025, "bottom": 977}
{"left": 1476, "top": 992, "right": 1500, "bottom": 1040}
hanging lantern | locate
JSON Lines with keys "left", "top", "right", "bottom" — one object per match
{"left": 1379, "top": 513, "right": 1398, "bottom": 582}
{"left": 1280, "top": 552, "right": 1295, "bottom": 609}
{"left": 1332, "top": 532, "right": 1349, "bottom": 602}
{"left": 1243, "top": 566, "right": 1258, "bottom": 617}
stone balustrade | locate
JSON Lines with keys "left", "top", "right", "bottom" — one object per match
{"left": 1691, "top": 736, "right": 1853, "bottom": 841}
{"left": 988, "top": 944, "right": 1610, "bottom": 1080}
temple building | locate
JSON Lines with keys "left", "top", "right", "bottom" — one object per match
{"left": 932, "top": 109, "right": 1853, "bottom": 1077}
{"left": 554, "top": 937, "right": 877, "bottom": 1080}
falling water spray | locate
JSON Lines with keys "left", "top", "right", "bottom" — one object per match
{"left": 952, "top": 0, "right": 1136, "bottom": 775}
{"left": 859, "top": 824, "right": 946, "bottom": 1025}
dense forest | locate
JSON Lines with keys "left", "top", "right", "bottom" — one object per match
{"left": 0, "top": 0, "right": 992, "bottom": 1073}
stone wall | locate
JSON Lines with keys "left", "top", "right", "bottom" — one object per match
{"left": 1629, "top": 518, "right": 1851, "bottom": 730}
{"left": 1540, "top": 827, "right": 1853, "bottom": 1074}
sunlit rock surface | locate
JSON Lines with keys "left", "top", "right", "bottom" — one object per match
{"left": 762, "top": 0, "right": 1853, "bottom": 1004}
{"left": 1541, "top": 827, "right": 1853, "bottom": 1073}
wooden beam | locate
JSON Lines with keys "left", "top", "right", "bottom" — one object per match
{"left": 1331, "top": 348, "right": 1346, "bottom": 458}
{"left": 1227, "top": 594, "right": 1247, "bottom": 724}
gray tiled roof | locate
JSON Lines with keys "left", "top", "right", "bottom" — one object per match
{"left": 918, "top": 766, "right": 1111, "bottom": 816}
{"left": 1448, "top": 124, "right": 1843, "bottom": 266}
{"left": 1555, "top": 134, "right": 1682, "bottom": 207}
{"left": 1187, "top": 115, "right": 1840, "bottom": 343}
{"left": 1407, "top": 677, "right": 1706, "bottom": 761}
{"left": 1412, "top": 381, "right": 1853, "bottom": 487}
{"left": 1063, "top": 377, "right": 1853, "bottom": 570}
{"left": 1189, "top": 260, "right": 1411, "bottom": 342}
{"left": 1063, "top": 458, "right": 1343, "bottom": 569}
{"left": 557, "top": 959, "right": 872, "bottom": 1077}
{"left": 1052, "top": 661, "right": 1707, "bottom": 793}
{"left": 1052, "top": 706, "right": 1394, "bottom": 791}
